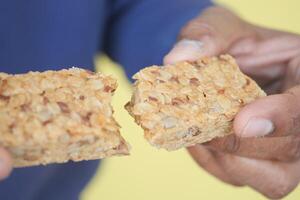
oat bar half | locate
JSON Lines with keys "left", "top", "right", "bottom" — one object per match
{"left": 126, "top": 55, "right": 266, "bottom": 151}
{"left": 0, "top": 68, "right": 129, "bottom": 167}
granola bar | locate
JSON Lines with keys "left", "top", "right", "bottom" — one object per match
{"left": 126, "top": 55, "right": 266, "bottom": 151}
{"left": 0, "top": 68, "right": 129, "bottom": 167}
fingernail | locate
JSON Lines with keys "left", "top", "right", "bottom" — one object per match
{"left": 175, "top": 39, "right": 204, "bottom": 50}
{"left": 164, "top": 39, "right": 203, "bottom": 64}
{"left": 241, "top": 117, "right": 274, "bottom": 137}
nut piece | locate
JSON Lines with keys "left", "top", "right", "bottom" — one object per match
{"left": 126, "top": 55, "right": 266, "bottom": 151}
{"left": 57, "top": 102, "right": 70, "bottom": 113}
{"left": 162, "top": 116, "right": 178, "bottom": 129}
{"left": 0, "top": 67, "right": 129, "bottom": 167}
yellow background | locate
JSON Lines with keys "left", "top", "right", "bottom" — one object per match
{"left": 81, "top": 1, "right": 300, "bottom": 200}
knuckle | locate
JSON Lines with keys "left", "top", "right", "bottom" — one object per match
{"left": 283, "top": 138, "right": 300, "bottom": 161}
{"left": 289, "top": 56, "right": 300, "bottom": 69}
{"left": 180, "top": 16, "right": 216, "bottom": 40}
{"left": 223, "top": 135, "right": 241, "bottom": 154}
{"left": 287, "top": 60, "right": 300, "bottom": 85}
{"left": 282, "top": 91, "right": 300, "bottom": 135}
{"left": 280, "top": 91, "right": 300, "bottom": 134}
{"left": 285, "top": 86, "right": 300, "bottom": 102}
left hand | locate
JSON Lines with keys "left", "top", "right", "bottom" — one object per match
{"left": 164, "top": 6, "right": 300, "bottom": 199}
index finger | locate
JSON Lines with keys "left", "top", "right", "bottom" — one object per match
{"left": 205, "top": 134, "right": 300, "bottom": 161}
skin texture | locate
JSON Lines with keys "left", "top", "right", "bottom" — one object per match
{"left": 164, "top": 6, "right": 300, "bottom": 199}
{"left": 0, "top": 148, "right": 12, "bottom": 180}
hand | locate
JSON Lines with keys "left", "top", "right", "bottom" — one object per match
{"left": 164, "top": 6, "right": 300, "bottom": 199}
{"left": 0, "top": 148, "right": 12, "bottom": 180}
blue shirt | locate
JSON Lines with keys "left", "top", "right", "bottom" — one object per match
{"left": 0, "top": 0, "right": 211, "bottom": 199}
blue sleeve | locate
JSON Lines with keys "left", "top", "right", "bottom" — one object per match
{"left": 104, "top": 0, "right": 212, "bottom": 79}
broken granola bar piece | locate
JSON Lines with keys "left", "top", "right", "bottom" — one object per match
{"left": 0, "top": 68, "right": 129, "bottom": 167}
{"left": 126, "top": 55, "right": 265, "bottom": 151}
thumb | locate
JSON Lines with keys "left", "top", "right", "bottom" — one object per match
{"left": 164, "top": 6, "right": 256, "bottom": 64}
{"left": 234, "top": 86, "right": 300, "bottom": 138}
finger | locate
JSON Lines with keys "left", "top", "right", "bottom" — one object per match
{"left": 228, "top": 37, "right": 257, "bottom": 56}
{"left": 214, "top": 153, "right": 300, "bottom": 199}
{"left": 262, "top": 79, "right": 282, "bottom": 95}
{"left": 236, "top": 48, "right": 300, "bottom": 69}
{"left": 0, "top": 148, "right": 12, "bottom": 180}
{"left": 238, "top": 64, "right": 284, "bottom": 86}
{"left": 234, "top": 35, "right": 300, "bottom": 69}
{"left": 230, "top": 35, "right": 300, "bottom": 58}
{"left": 187, "top": 145, "right": 243, "bottom": 186}
{"left": 164, "top": 6, "right": 256, "bottom": 64}
{"left": 252, "top": 35, "right": 300, "bottom": 55}
{"left": 283, "top": 55, "right": 300, "bottom": 90}
{"left": 233, "top": 88, "right": 300, "bottom": 137}
{"left": 233, "top": 60, "right": 285, "bottom": 94}
{"left": 206, "top": 134, "right": 300, "bottom": 161}
{"left": 163, "top": 39, "right": 205, "bottom": 65}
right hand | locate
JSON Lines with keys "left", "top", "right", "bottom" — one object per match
{"left": 164, "top": 6, "right": 300, "bottom": 199}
